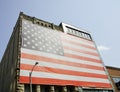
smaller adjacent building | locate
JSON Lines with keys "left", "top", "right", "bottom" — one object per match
{"left": 106, "top": 66, "right": 120, "bottom": 92}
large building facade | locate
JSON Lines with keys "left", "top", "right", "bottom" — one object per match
{"left": 0, "top": 12, "right": 114, "bottom": 92}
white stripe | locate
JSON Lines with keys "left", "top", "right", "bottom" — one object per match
{"left": 63, "top": 42, "right": 97, "bottom": 53}
{"left": 64, "top": 49, "right": 100, "bottom": 60}
{"left": 20, "top": 70, "right": 110, "bottom": 83}
{"left": 61, "top": 34, "right": 95, "bottom": 47}
{"left": 21, "top": 58, "right": 106, "bottom": 75}
{"left": 21, "top": 48, "right": 103, "bottom": 67}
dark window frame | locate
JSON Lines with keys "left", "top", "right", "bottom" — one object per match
{"left": 66, "top": 26, "right": 92, "bottom": 40}
{"left": 112, "top": 77, "right": 120, "bottom": 90}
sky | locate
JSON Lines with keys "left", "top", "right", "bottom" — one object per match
{"left": 0, "top": 0, "right": 120, "bottom": 67}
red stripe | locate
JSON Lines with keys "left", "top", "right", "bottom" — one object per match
{"left": 21, "top": 53, "right": 103, "bottom": 70}
{"left": 60, "top": 32, "right": 94, "bottom": 44}
{"left": 20, "top": 64, "right": 107, "bottom": 79}
{"left": 64, "top": 53, "right": 102, "bottom": 63}
{"left": 63, "top": 45, "right": 99, "bottom": 57}
{"left": 19, "top": 76, "right": 112, "bottom": 88}
{"left": 62, "top": 38, "right": 96, "bottom": 50}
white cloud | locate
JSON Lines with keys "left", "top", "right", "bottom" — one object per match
{"left": 97, "top": 45, "right": 110, "bottom": 51}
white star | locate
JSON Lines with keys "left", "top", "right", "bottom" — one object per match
{"left": 38, "top": 36, "right": 41, "bottom": 39}
{"left": 39, "top": 48, "right": 43, "bottom": 50}
{"left": 34, "top": 32, "right": 37, "bottom": 35}
{"left": 31, "top": 34, "right": 34, "bottom": 37}
{"left": 27, "top": 42, "right": 30, "bottom": 45}
{"left": 24, "top": 32, "right": 27, "bottom": 35}
{"left": 31, "top": 29, "right": 34, "bottom": 32}
{"left": 24, "top": 38, "right": 27, "bottom": 41}
{"left": 32, "top": 46, "right": 35, "bottom": 49}
{"left": 27, "top": 30, "right": 30, "bottom": 33}
{"left": 32, "top": 40, "right": 35, "bottom": 42}
{"left": 27, "top": 36, "right": 30, "bottom": 39}
{"left": 23, "top": 27, "right": 27, "bottom": 30}
{"left": 42, "top": 45, "right": 45, "bottom": 48}
{"left": 35, "top": 44, "right": 38, "bottom": 46}
{"left": 24, "top": 44, "right": 27, "bottom": 47}
{"left": 35, "top": 38, "right": 38, "bottom": 40}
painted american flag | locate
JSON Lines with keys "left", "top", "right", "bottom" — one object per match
{"left": 19, "top": 19, "right": 112, "bottom": 88}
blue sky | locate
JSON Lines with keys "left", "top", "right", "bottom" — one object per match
{"left": 0, "top": 0, "right": 120, "bottom": 67}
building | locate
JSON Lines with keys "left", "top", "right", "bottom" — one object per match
{"left": 106, "top": 66, "right": 120, "bottom": 92}
{"left": 0, "top": 12, "right": 114, "bottom": 92}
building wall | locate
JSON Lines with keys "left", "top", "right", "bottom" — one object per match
{"left": 0, "top": 18, "right": 21, "bottom": 92}
{"left": 106, "top": 66, "right": 120, "bottom": 92}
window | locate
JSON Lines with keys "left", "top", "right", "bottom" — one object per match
{"left": 40, "top": 85, "right": 50, "bottom": 92}
{"left": 24, "top": 84, "right": 30, "bottom": 92}
{"left": 66, "top": 26, "right": 92, "bottom": 40}
{"left": 54, "top": 86, "right": 62, "bottom": 92}
{"left": 24, "top": 84, "right": 36, "bottom": 92}
{"left": 67, "top": 86, "right": 74, "bottom": 92}
{"left": 112, "top": 77, "right": 120, "bottom": 90}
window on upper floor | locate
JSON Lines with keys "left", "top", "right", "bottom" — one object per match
{"left": 66, "top": 26, "right": 92, "bottom": 40}
{"left": 112, "top": 77, "right": 120, "bottom": 90}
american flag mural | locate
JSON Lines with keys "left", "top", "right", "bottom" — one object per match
{"left": 19, "top": 19, "right": 112, "bottom": 88}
